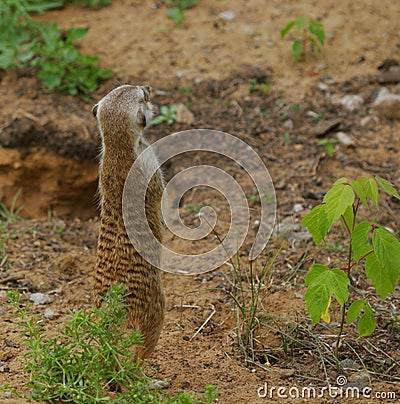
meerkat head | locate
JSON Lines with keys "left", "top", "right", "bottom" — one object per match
{"left": 92, "top": 85, "right": 154, "bottom": 149}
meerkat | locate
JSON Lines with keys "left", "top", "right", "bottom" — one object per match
{"left": 92, "top": 85, "right": 165, "bottom": 360}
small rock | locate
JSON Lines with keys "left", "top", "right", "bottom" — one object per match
{"left": 312, "top": 118, "right": 342, "bottom": 137}
{"left": 293, "top": 203, "right": 304, "bottom": 213}
{"left": 348, "top": 370, "right": 370, "bottom": 383}
{"left": 3, "top": 391, "right": 12, "bottom": 398}
{"left": 340, "top": 94, "right": 364, "bottom": 111}
{"left": 29, "top": 292, "right": 50, "bottom": 305}
{"left": 243, "top": 25, "right": 254, "bottom": 36}
{"left": 219, "top": 10, "right": 235, "bottom": 21}
{"left": 275, "top": 217, "right": 312, "bottom": 243}
{"left": 317, "top": 83, "right": 329, "bottom": 92}
{"left": 339, "top": 359, "right": 360, "bottom": 371}
{"left": 375, "top": 87, "right": 391, "bottom": 98}
{"left": 335, "top": 132, "right": 355, "bottom": 146}
{"left": 44, "top": 308, "right": 54, "bottom": 320}
{"left": 266, "top": 40, "right": 276, "bottom": 48}
{"left": 283, "top": 119, "right": 294, "bottom": 130}
{"left": 306, "top": 111, "right": 320, "bottom": 119}
{"left": 360, "top": 115, "right": 379, "bottom": 127}
{"left": 154, "top": 89, "right": 167, "bottom": 96}
{"left": 371, "top": 89, "right": 400, "bottom": 119}
{"left": 175, "top": 103, "right": 194, "bottom": 124}
{"left": 176, "top": 70, "right": 185, "bottom": 78}
{"left": 278, "top": 368, "right": 296, "bottom": 378}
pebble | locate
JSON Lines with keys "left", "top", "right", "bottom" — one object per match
{"left": 283, "top": 119, "right": 294, "bottom": 130}
{"left": 360, "top": 115, "right": 379, "bottom": 127}
{"left": 29, "top": 292, "right": 50, "bottom": 305}
{"left": 274, "top": 216, "right": 312, "bottom": 243}
{"left": 219, "top": 10, "right": 235, "bottom": 21}
{"left": 371, "top": 88, "right": 400, "bottom": 119}
{"left": 348, "top": 370, "right": 370, "bottom": 383}
{"left": 175, "top": 103, "right": 194, "bottom": 124}
{"left": 44, "top": 308, "right": 54, "bottom": 320}
{"left": 339, "top": 358, "right": 360, "bottom": 371}
{"left": 339, "top": 94, "right": 364, "bottom": 111}
{"left": 243, "top": 25, "right": 254, "bottom": 36}
{"left": 317, "top": 83, "right": 329, "bottom": 92}
{"left": 154, "top": 89, "right": 167, "bottom": 96}
{"left": 335, "top": 132, "right": 355, "bottom": 146}
{"left": 293, "top": 203, "right": 304, "bottom": 213}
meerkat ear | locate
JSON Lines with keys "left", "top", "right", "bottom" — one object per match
{"left": 141, "top": 86, "right": 151, "bottom": 102}
{"left": 92, "top": 104, "right": 98, "bottom": 118}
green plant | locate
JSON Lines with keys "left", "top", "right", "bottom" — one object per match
{"left": 7, "top": 285, "right": 218, "bottom": 403}
{"left": 280, "top": 16, "right": 325, "bottom": 62}
{"left": 186, "top": 203, "right": 203, "bottom": 213}
{"left": 247, "top": 190, "right": 275, "bottom": 206}
{"left": 302, "top": 176, "right": 400, "bottom": 361}
{"left": 55, "top": 224, "right": 66, "bottom": 235}
{"left": 71, "top": 0, "right": 112, "bottom": 7}
{"left": 283, "top": 132, "right": 291, "bottom": 146}
{"left": 0, "top": 189, "right": 23, "bottom": 224}
{"left": 248, "top": 78, "right": 271, "bottom": 95}
{"left": 313, "top": 111, "right": 324, "bottom": 122}
{"left": 32, "top": 24, "right": 113, "bottom": 98}
{"left": 165, "top": 0, "right": 198, "bottom": 26}
{"left": 0, "top": 0, "right": 112, "bottom": 98}
{"left": 151, "top": 105, "right": 178, "bottom": 125}
{"left": 179, "top": 85, "right": 193, "bottom": 96}
{"left": 318, "top": 138, "right": 339, "bottom": 157}
{"left": 227, "top": 253, "right": 277, "bottom": 362}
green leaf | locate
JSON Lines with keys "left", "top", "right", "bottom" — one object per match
{"left": 302, "top": 204, "right": 329, "bottom": 246}
{"left": 308, "top": 36, "right": 322, "bottom": 53}
{"left": 304, "top": 265, "right": 349, "bottom": 325}
{"left": 372, "top": 226, "right": 400, "bottom": 284}
{"left": 150, "top": 115, "right": 166, "bottom": 126}
{"left": 376, "top": 176, "right": 400, "bottom": 200}
{"left": 347, "top": 300, "right": 364, "bottom": 325}
{"left": 280, "top": 20, "right": 296, "bottom": 38}
{"left": 329, "top": 268, "right": 350, "bottom": 306}
{"left": 292, "top": 40, "right": 303, "bottom": 62}
{"left": 365, "top": 251, "right": 396, "bottom": 299}
{"left": 341, "top": 204, "right": 354, "bottom": 234}
{"left": 39, "top": 71, "right": 62, "bottom": 88}
{"left": 66, "top": 27, "right": 89, "bottom": 43}
{"left": 305, "top": 265, "right": 331, "bottom": 325}
{"left": 323, "top": 178, "right": 355, "bottom": 228}
{"left": 295, "top": 16, "right": 309, "bottom": 31}
{"left": 351, "top": 221, "right": 372, "bottom": 261}
{"left": 308, "top": 20, "right": 325, "bottom": 46}
{"left": 358, "top": 301, "right": 376, "bottom": 337}
{"left": 364, "top": 177, "right": 379, "bottom": 209}
{"left": 305, "top": 264, "right": 328, "bottom": 286}
{"left": 167, "top": 7, "right": 185, "bottom": 25}
{"left": 23, "top": 0, "right": 63, "bottom": 13}
{"left": 350, "top": 179, "right": 369, "bottom": 208}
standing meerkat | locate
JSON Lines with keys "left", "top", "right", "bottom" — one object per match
{"left": 92, "top": 84, "right": 165, "bottom": 360}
